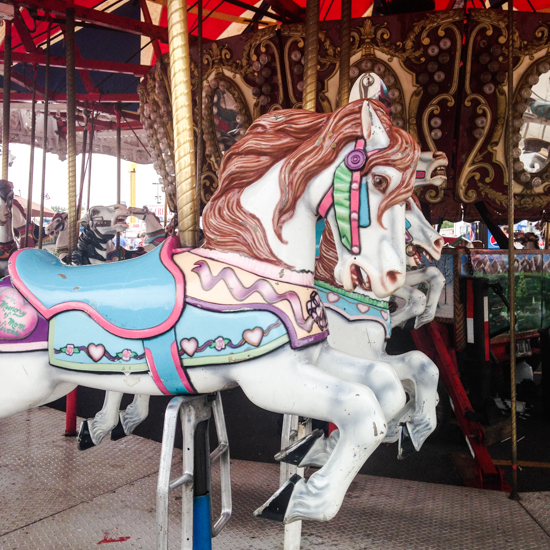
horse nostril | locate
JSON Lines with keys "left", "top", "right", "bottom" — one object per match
{"left": 386, "top": 270, "right": 401, "bottom": 286}
{"left": 434, "top": 237, "right": 445, "bottom": 250}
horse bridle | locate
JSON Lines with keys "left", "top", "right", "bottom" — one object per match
{"left": 317, "top": 139, "right": 381, "bottom": 256}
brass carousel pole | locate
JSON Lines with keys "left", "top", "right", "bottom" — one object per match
{"left": 337, "top": 0, "right": 352, "bottom": 108}
{"left": 2, "top": 20, "right": 12, "bottom": 180}
{"left": 65, "top": 0, "right": 78, "bottom": 437}
{"left": 167, "top": 0, "right": 198, "bottom": 247}
{"left": 38, "top": 23, "right": 52, "bottom": 250}
{"left": 196, "top": 0, "right": 203, "bottom": 226}
{"left": 24, "top": 69, "right": 37, "bottom": 249}
{"left": 506, "top": 0, "right": 518, "bottom": 499}
{"left": 302, "top": 0, "right": 320, "bottom": 112}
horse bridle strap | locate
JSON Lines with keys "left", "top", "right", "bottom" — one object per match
{"left": 318, "top": 139, "right": 378, "bottom": 255}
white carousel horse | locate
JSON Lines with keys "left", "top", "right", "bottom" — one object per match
{"left": 278, "top": 194, "right": 445, "bottom": 468}
{"left": 45, "top": 212, "right": 69, "bottom": 261}
{"left": 129, "top": 206, "right": 167, "bottom": 251}
{"left": 0, "top": 180, "right": 17, "bottom": 278}
{"left": 12, "top": 199, "right": 40, "bottom": 249}
{"left": 391, "top": 194, "right": 445, "bottom": 330}
{"left": 1, "top": 100, "right": 419, "bottom": 524}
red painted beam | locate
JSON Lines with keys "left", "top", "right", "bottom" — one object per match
{"left": 7, "top": 51, "right": 152, "bottom": 76}
{"left": 12, "top": 10, "right": 42, "bottom": 53}
{"left": 0, "top": 92, "right": 141, "bottom": 106}
{"left": 9, "top": 0, "right": 168, "bottom": 42}
{"left": 260, "top": 0, "right": 304, "bottom": 21}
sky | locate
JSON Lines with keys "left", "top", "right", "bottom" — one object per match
{"left": 7, "top": 143, "right": 164, "bottom": 215}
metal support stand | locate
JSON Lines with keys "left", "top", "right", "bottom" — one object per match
{"left": 280, "top": 415, "right": 311, "bottom": 550}
{"left": 157, "top": 393, "right": 231, "bottom": 550}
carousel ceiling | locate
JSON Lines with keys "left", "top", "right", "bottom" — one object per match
{"left": 0, "top": 1, "right": 549, "bottom": 221}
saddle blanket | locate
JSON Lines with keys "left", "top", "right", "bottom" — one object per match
{"left": 315, "top": 280, "right": 391, "bottom": 339}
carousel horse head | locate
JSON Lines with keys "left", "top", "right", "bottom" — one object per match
{"left": 80, "top": 204, "right": 131, "bottom": 238}
{"left": 45, "top": 212, "right": 68, "bottom": 236}
{"left": 0, "top": 180, "right": 14, "bottom": 227}
{"left": 203, "top": 99, "right": 419, "bottom": 298}
{"left": 404, "top": 195, "right": 444, "bottom": 266}
{"left": 414, "top": 151, "right": 448, "bottom": 188}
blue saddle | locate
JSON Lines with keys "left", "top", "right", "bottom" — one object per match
{"left": 10, "top": 236, "right": 185, "bottom": 339}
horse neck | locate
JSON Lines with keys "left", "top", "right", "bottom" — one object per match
{"left": 56, "top": 226, "right": 69, "bottom": 250}
{"left": 144, "top": 213, "right": 163, "bottom": 234}
{"left": 238, "top": 143, "right": 355, "bottom": 272}
{"left": 0, "top": 217, "right": 14, "bottom": 244}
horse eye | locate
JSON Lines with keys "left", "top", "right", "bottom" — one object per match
{"left": 372, "top": 174, "right": 389, "bottom": 193}
{"left": 405, "top": 201, "right": 412, "bottom": 211}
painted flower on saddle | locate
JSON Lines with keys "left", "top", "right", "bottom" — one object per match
{"left": 215, "top": 337, "right": 226, "bottom": 351}
{"left": 306, "top": 291, "right": 328, "bottom": 331}
{"left": 66, "top": 344, "right": 75, "bottom": 356}
{"left": 122, "top": 349, "right": 132, "bottom": 361}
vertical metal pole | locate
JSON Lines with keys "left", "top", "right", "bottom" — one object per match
{"left": 116, "top": 105, "right": 121, "bottom": 248}
{"left": 38, "top": 23, "right": 52, "bottom": 250}
{"left": 507, "top": 0, "right": 518, "bottom": 499}
{"left": 129, "top": 162, "right": 136, "bottom": 224}
{"left": 302, "top": 0, "right": 320, "bottom": 112}
{"left": 24, "top": 70, "right": 37, "bottom": 249}
{"left": 167, "top": 0, "right": 198, "bottom": 247}
{"left": 66, "top": 0, "right": 78, "bottom": 261}
{"left": 2, "top": 20, "right": 12, "bottom": 180}
{"left": 86, "top": 114, "right": 95, "bottom": 212}
{"left": 196, "top": 0, "right": 203, "bottom": 220}
{"left": 337, "top": 0, "right": 352, "bottom": 108}
{"left": 76, "top": 112, "right": 89, "bottom": 221}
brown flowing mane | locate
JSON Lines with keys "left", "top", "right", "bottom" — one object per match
{"left": 203, "top": 100, "right": 418, "bottom": 269}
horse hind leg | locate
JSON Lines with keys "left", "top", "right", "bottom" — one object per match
{"left": 111, "top": 394, "right": 150, "bottom": 440}
{"left": 78, "top": 391, "right": 123, "bottom": 450}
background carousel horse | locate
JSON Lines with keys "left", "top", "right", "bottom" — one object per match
{"left": 12, "top": 199, "right": 40, "bottom": 249}
{"left": 45, "top": 212, "right": 69, "bottom": 261}
{"left": 1, "top": 99, "right": 420, "bottom": 524}
{"left": 280, "top": 191, "right": 446, "bottom": 468}
{"left": 0, "top": 180, "right": 17, "bottom": 278}
{"left": 69, "top": 204, "right": 132, "bottom": 265}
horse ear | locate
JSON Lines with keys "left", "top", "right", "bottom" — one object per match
{"left": 361, "top": 100, "right": 390, "bottom": 153}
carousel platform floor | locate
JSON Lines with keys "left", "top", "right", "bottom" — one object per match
{"left": 1, "top": 408, "right": 550, "bottom": 550}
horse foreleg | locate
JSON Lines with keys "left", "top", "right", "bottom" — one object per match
{"left": 390, "top": 285, "right": 427, "bottom": 328}
{"left": 413, "top": 267, "right": 445, "bottom": 329}
{"left": 205, "top": 345, "right": 388, "bottom": 523}
{"left": 78, "top": 391, "right": 123, "bottom": 450}
{"left": 113, "top": 394, "right": 150, "bottom": 440}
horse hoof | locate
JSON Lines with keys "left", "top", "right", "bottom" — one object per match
{"left": 110, "top": 419, "right": 127, "bottom": 441}
{"left": 397, "top": 424, "right": 415, "bottom": 460}
{"left": 77, "top": 421, "right": 95, "bottom": 451}
{"left": 254, "top": 474, "right": 302, "bottom": 522}
{"left": 274, "top": 428, "right": 323, "bottom": 465}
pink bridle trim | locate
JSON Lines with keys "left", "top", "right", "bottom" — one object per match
{"left": 350, "top": 170, "right": 361, "bottom": 252}
{"left": 171, "top": 340, "right": 195, "bottom": 394}
{"left": 9, "top": 235, "right": 185, "bottom": 340}
{"left": 145, "top": 348, "right": 171, "bottom": 395}
{"left": 318, "top": 190, "right": 334, "bottom": 218}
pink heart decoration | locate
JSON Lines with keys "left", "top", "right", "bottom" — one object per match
{"left": 243, "top": 327, "right": 263, "bottom": 347}
{"left": 357, "top": 303, "right": 370, "bottom": 314}
{"left": 0, "top": 287, "right": 38, "bottom": 340}
{"left": 327, "top": 292, "right": 340, "bottom": 303}
{"left": 381, "top": 310, "right": 389, "bottom": 320}
{"left": 181, "top": 338, "right": 198, "bottom": 357}
{"left": 88, "top": 344, "right": 105, "bottom": 362}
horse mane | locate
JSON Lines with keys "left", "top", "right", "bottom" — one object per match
{"left": 203, "top": 100, "right": 418, "bottom": 269}
{"left": 314, "top": 222, "right": 339, "bottom": 286}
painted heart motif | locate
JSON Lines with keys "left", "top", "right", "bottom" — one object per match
{"left": 243, "top": 327, "right": 263, "bottom": 347}
{"left": 181, "top": 338, "right": 198, "bottom": 357}
{"left": 88, "top": 344, "right": 105, "bottom": 362}
{"left": 327, "top": 292, "right": 340, "bottom": 303}
{"left": 357, "top": 303, "right": 370, "bottom": 314}
{"left": 381, "top": 310, "right": 389, "bottom": 321}
{"left": 0, "top": 287, "right": 38, "bottom": 340}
